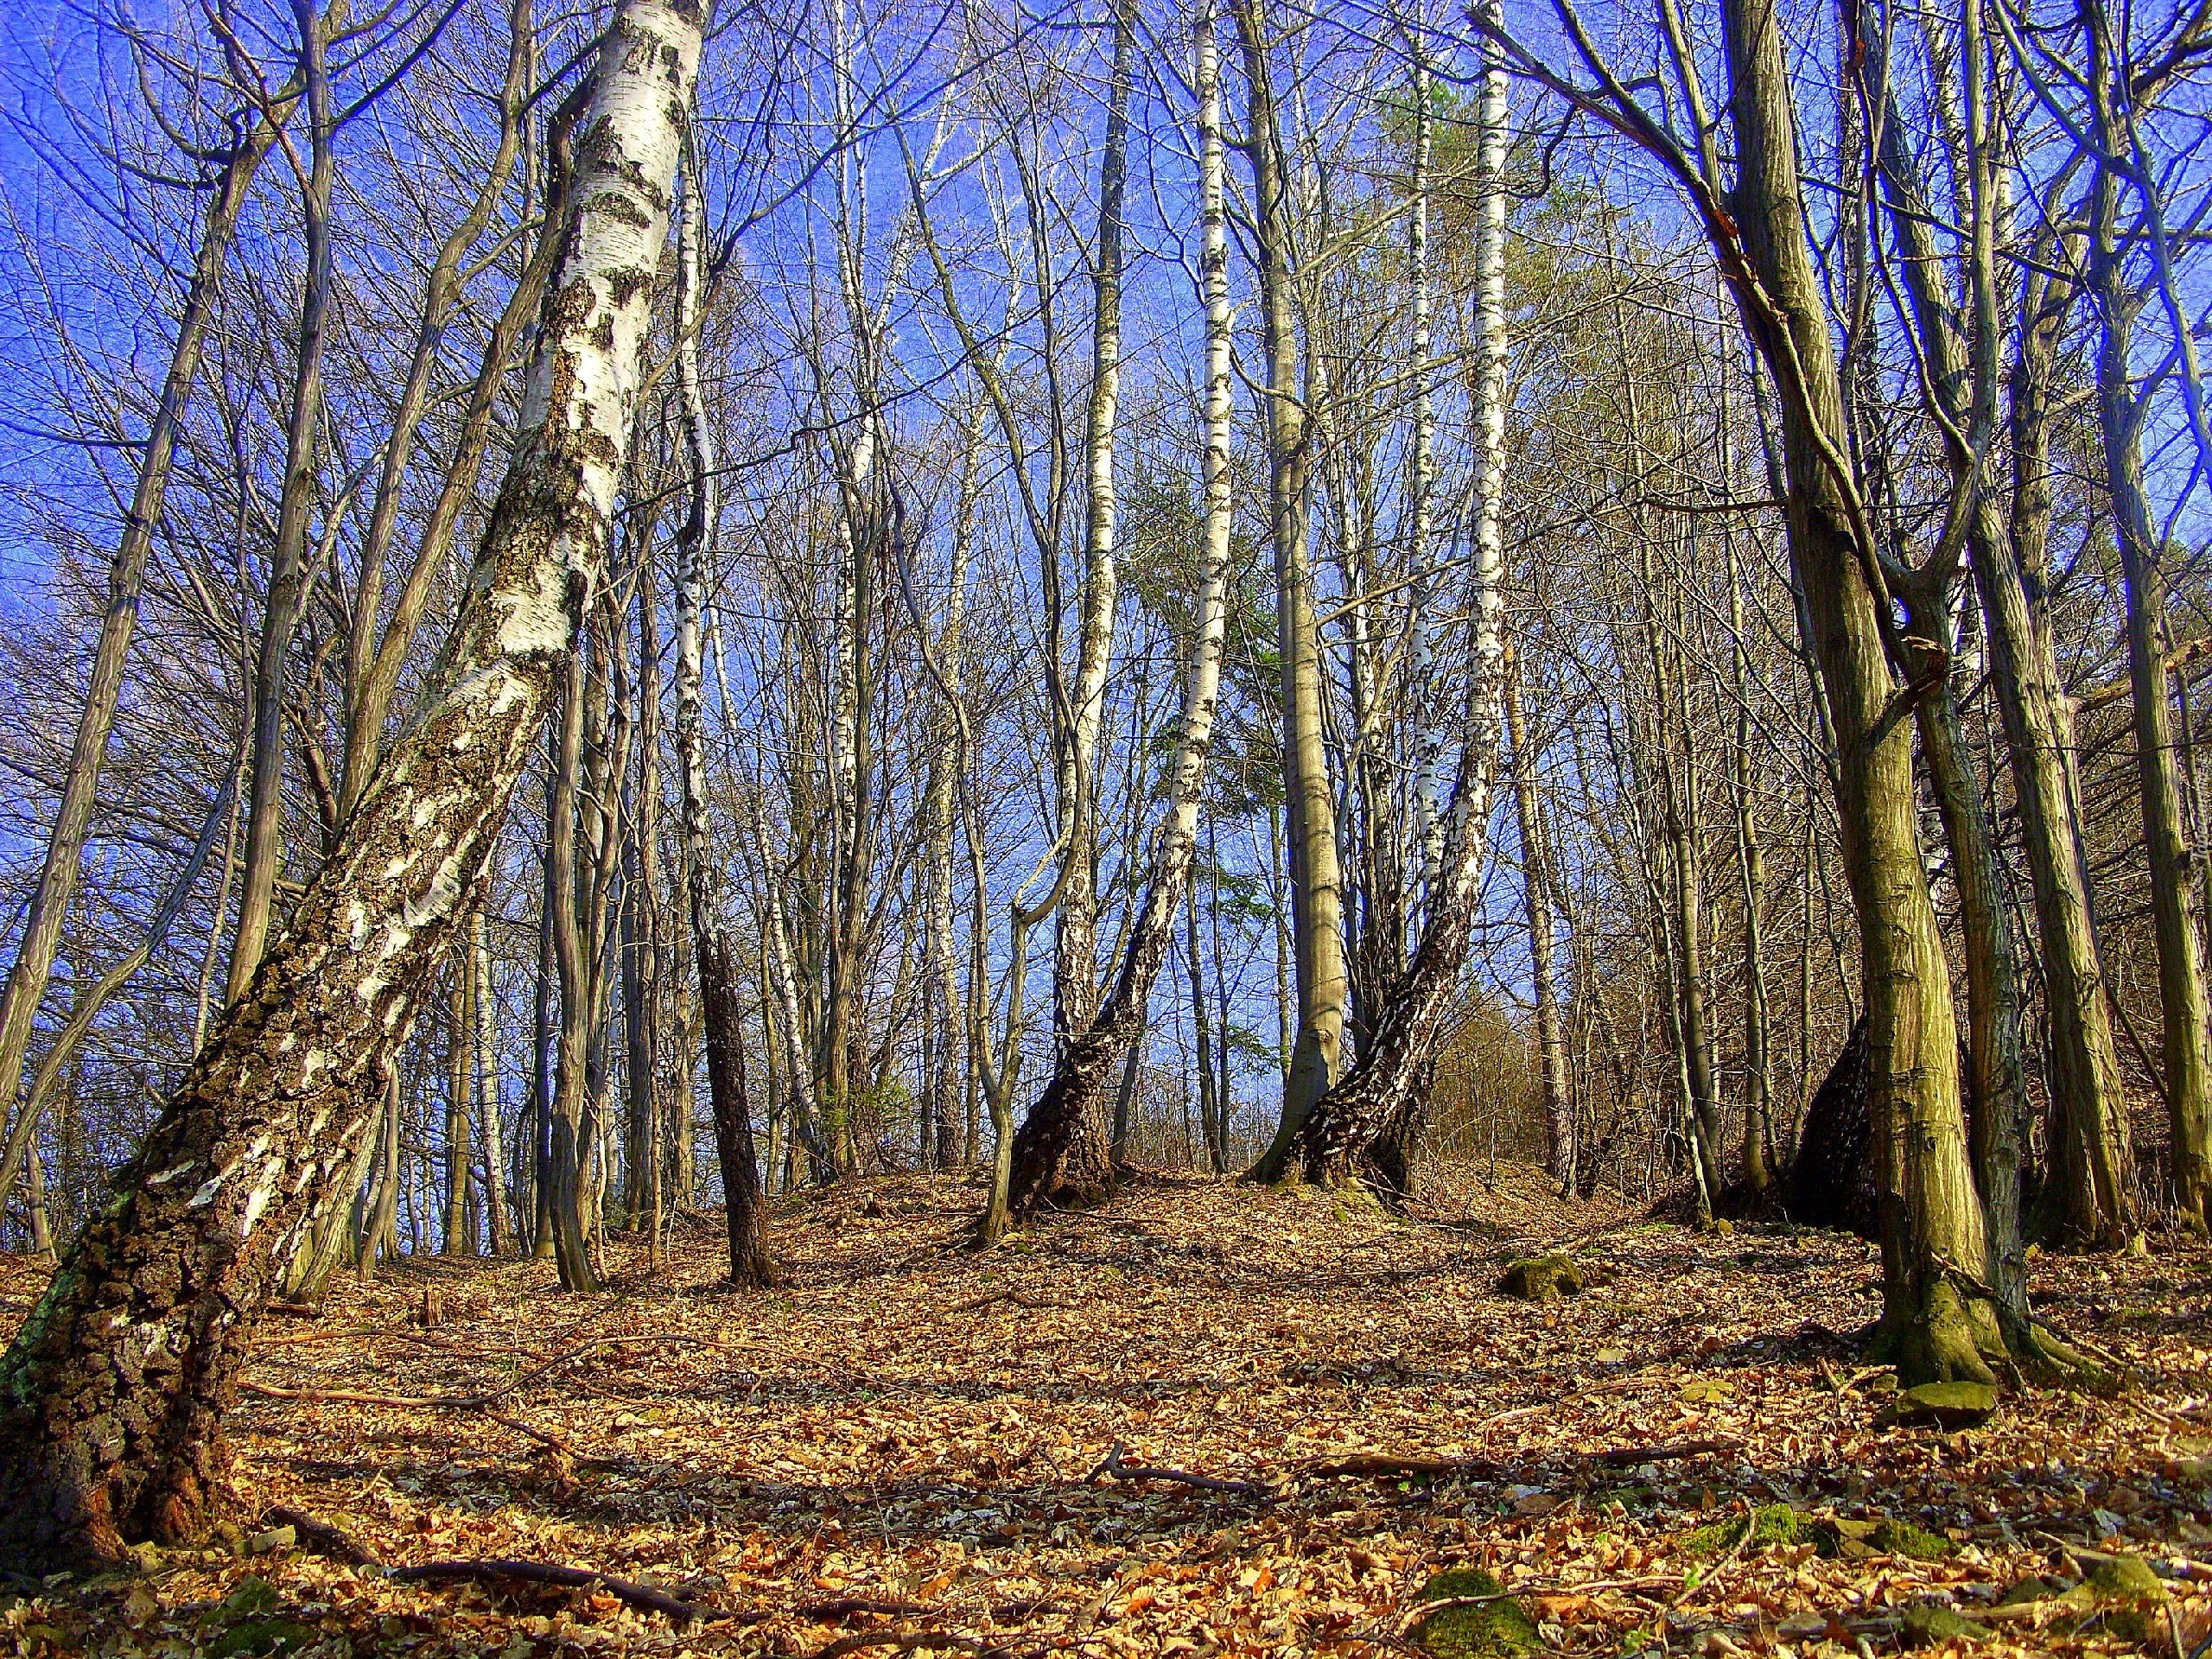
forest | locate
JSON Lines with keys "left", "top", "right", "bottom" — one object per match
{"left": 0, "top": 0, "right": 2209, "bottom": 1649}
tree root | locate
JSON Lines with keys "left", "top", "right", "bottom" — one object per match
{"left": 1869, "top": 1269, "right": 2125, "bottom": 1395}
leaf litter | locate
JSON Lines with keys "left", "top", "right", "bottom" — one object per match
{"left": 3, "top": 1160, "right": 2210, "bottom": 1659}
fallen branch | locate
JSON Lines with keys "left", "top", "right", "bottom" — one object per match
{"left": 1396, "top": 1592, "right": 1522, "bottom": 1635}
{"left": 1304, "top": 1437, "right": 1738, "bottom": 1483}
{"left": 386, "top": 1560, "right": 703, "bottom": 1623}
{"left": 263, "top": 1507, "right": 382, "bottom": 1569}
{"left": 1586, "top": 1437, "right": 1740, "bottom": 1467}
{"left": 242, "top": 1334, "right": 671, "bottom": 1411}
{"left": 950, "top": 1289, "right": 1067, "bottom": 1313}
{"left": 800, "top": 1598, "right": 944, "bottom": 1622}
{"left": 1084, "top": 1441, "right": 1274, "bottom": 1500}
{"left": 809, "top": 1637, "right": 985, "bottom": 1659}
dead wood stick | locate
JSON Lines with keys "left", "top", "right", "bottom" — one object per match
{"left": 1396, "top": 1592, "right": 1522, "bottom": 1635}
{"left": 242, "top": 1333, "right": 669, "bottom": 1410}
{"left": 808, "top": 1637, "right": 986, "bottom": 1659}
{"left": 949, "top": 1289, "right": 1066, "bottom": 1313}
{"left": 387, "top": 1560, "right": 703, "bottom": 1623}
{"left": 1304, "top": 1437, "right": 1737, "bottom": 1483}
{"left": 800, "top": 1598, "right": 945, "bottom": 1622}
{"left": 263, "top": 1507, "right": 383, "bottom": 1569}
{"left": 253, "top": 1326, "right": 381, "bottom": 1349}
{"left": 1084, "top": 1440, "right": 1274, "bottom": 1499}
{"left": 1585, "top": 1437, "right": 1740, "bottom": 1466}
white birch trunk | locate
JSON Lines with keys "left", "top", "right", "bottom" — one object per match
{"left": 0, "top": 0, "right": 705, "bottom": 1569}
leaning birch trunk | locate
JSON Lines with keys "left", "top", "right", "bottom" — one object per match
{"left": 1009, "top": 0, "right": 1135, "bottom": 1208}
{"left": 671, "top": 147, "right": 773, "bottom": 1287}
{"left": 0, "top": 94, "right": 291, "bottom": 1217}
{"left": 1262, "top": 0, "right": 1510, "bottom": 1189}
{"left": 0, "top": 0, "right": 702, "bottom": 1571}
{"left": 1002, "top": 0, "right": 1236, "bottom": 1224}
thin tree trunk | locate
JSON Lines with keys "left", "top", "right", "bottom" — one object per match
{"left": 2087, "top": 74, "right": 2203, "bottom": 1230}
{"left": 1000, "top": 0, "right": 1235, "bottom": 1224}
{"left": 445, "top": 958, "right": 472, "bottom": 1254}
{"left": 229, "top": 0, "right": 340, "bottom": 997}
{"left": 671, "top": 144, "right": 772, "bottom": 1286}
{"left": 1507, "top": 652, "right": 1573, "bottom": 1194}
{"left": 474, "top": 910, "right": 511, "bottom": 1256}
{"left": 1261, "top": 0, "right": 1510, "bottom": 1188}
{"left": 0, "top": 83, "right": 292, "bottom": 1189}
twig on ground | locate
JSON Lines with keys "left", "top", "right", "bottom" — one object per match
{"left": 1395, "top": 1592, "right": 1522, "bottom": 1635}
{"left": 1084, "top": 1440, "right": 1275, "bottom": 1500}
{"left": 807, "top": 1637, "right": 986, "bottom": 1659}
{"left": 386, "top": 1560, "right": 703, "bottom": 1623}
{"left": 950, "top": 1289, "right": 1067, "bottom": 1313}
{"left": 242, "top": 1333, "right": 672, "bottom": 1410}
{"left": 262, "top": 1507, "right": 382, "bottom": 1569}
{"left": 1302, "top": 1437, "right": 1738, "bottom": 1483}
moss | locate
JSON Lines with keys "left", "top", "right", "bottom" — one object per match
{"left": 200, "top": 1579, "right": 317, "bottom": 1658}
{"left": 1901, "top": 1602, "right": 1987, "bottom": 1647}
{"left": 1406, "top": 1567, "right": 1539, "bottom": 1657}
{"left": 1868, "top": 1516, "right": 1955, "bottom": 1560}
{"left": 1995, "top": 1557, "right": 2171, "bottom": 1643}
{"left": 1681, "top": 1504, "right": 1825, "bottom": 1559}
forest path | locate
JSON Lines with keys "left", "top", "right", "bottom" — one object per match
{"left": 3, "top": 1162, "right": 2209, "bottom": 1656}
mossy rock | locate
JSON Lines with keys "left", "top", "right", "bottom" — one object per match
{"left": 1828, "top": 1514, "right": 1954, "bottom": 1560}
{"left": 1497, "top": 1255, "right": 1582, "bottom": 1301}
{"left": 1876, "top": 1381, "right": 1998, "bottom": 1430}
{"left": 1406, "top": 1567, "right": 1539, "bottom": 1657}
{"left": 1681, "top": 1504, "right": 1828, "bottom": 1558}
{"left": 1902, "top": 1602, "right": 1988, "bottom": 1647}
{"left": 1994, "top": 1556, "right": 2171, "bottom": 1643}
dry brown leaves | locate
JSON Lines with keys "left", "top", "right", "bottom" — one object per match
{"left": 6, "top": 1160, "right": 2211, "bottom": 1659}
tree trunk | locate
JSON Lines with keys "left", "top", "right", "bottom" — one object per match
{"left": 229, "top": 2, "right": 340, "bottom": 997}
{"left": 1052, "top": 0, "right": 1134, "bottom": 1068}
{"left": 0, "top": 0, "right": 701, "bottom": 1570}
{"left": 1869, "top": 36, "right": 2121, "bottom": 1262}
{"left": 2088, "top": 137, "right": 2203, "bottom": 1233}
{"left": 474, "top": 911, "right": 512, "bottom": 1256}
{"left": 1234, "top": 0, "right": 1349, "bottom": 1158}
{"left": 1507, "top": 652, "right": 1573, "bottom": 1194}
{"left": 671, "top": 143, "right": 772, "bottom": 1286}
{"left": 1260, "top": 0, "right": 1510, "bottom": 1189}
{"left": 1716, "top": 0, "right": 1994, "bottom": 1384}
{"left": 1003, "top": 0, "right": 1235, "bottom": 1223}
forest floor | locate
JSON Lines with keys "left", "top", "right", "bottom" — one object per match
{"left": 4, "top": 1160, "right": 2211, "bottom": 1659}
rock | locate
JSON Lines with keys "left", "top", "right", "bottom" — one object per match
{"left": 1497, "top": 1255, "right": 1582, "bottom": 1301}
{"left": 1901, "top": 1603, "right": 1987, "bottom": 1647}
{"left": 1406, "top": 1567, "right": 1539, "bottom": 1658}
{"left": 245, "top": 1524, "right": 296, "bottom": 1556}
{"left": 1876, "top": 1381, "right": 1998, "bottom": 1430}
